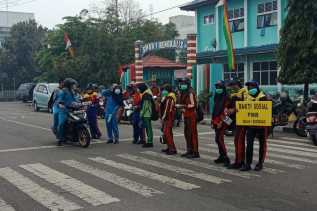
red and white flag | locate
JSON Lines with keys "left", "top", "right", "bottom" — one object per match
{"left": 64, "top": 32, "right": 75, "bottom": 57}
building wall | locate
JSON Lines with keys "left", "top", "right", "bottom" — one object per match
{"left": 169, "top": 15, "right": 196, "bottom": 40}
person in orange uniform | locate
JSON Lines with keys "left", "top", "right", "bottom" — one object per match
{"left": 179, "top": 78, "right": 200, "bottom": 159}
{"left": 212, "top": 80, "right": 230, "bottom": 166}
{"left": 161, "top": 84, "right": 177, "bottom": 155}
{"left": 227, "top": 80, "right": 248, "bottom": 169}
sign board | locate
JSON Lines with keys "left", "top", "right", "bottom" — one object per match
{"left": 174, "top": 69, "right": 187, "bottom": 79}
{"left": 142, "top": 39, "right": 187, "bottom": 57}
{"left": 236, "top": 101, "right": 272, "bottom": 127}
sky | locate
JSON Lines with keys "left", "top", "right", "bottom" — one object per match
{"left": 0, "top": 0, "right": 195, "bottom": 28}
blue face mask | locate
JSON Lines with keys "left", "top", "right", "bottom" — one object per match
{"left": 215, "top": 89, "right": 224, "bottom": 94}
{"left": 249, "top": 88, "right": 258, "bottom": 96}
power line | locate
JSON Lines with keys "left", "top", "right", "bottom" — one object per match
{"left": 141, "top": 2, "right": 188, "bottom": 19}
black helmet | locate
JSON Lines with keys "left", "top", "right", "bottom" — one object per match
{"left": 136, "top": 82, "right": 148, "bottom": 94}
{"left": 178, "top": 78, "right": 191, "bottom": 92}
{"left": 63, "top": 78, "right": 78, "bottom": 90}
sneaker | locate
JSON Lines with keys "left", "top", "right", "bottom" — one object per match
{"left": 114, "top": 140, "right": 119, "bottom": 144}
{"left": 223, "top": 157, "right": 231, "bottom": 167}
{"left": 142, "top": 143, "right": 153, "bottom": 148}
{"left": 187, "top": 153, "right": 200, "bottom": 159}
{"left": 166, "top": 151, "right": 177, "bottom": 155}
{"left": 254, "top": 163, "right": 263, "bottom": 171}
{"left": 57, "top": 141, "right": 63, "bottom": 146}
{"left": 161, "top": 149, "right": 169, "bottom": 153}
{"left": 227, "top": 163, "right": 243, "bottom": 170}
{"left": 181, "top": 152, "right": 191, "bottom": 157}
{"left": 214, "top": 156, "right": 225, "bottom": 164}
{"left": 107, "top": 140, "right": 113, "bottom": 144}
{"left": 240, "top": 164, "right": 252, "bottom": 172}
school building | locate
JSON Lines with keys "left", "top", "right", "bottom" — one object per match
{"left": 180, "top": 0, "right": 291, "bottom": 95}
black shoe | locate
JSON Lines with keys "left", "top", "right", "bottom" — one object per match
{"left": 223, "top": 157, "right": 231, "bottom": 167}
{"left": 181, "top": 152, "right": 191, "bottom": 157}
{"left": 142, "top": 143, "right": 153, "bottom": 148}
{"left": 107, "top": 140, "right": 113, "bottom": 144}
{"left": 161, "top": 149, "right": 169, "bottom": 153}
{"left": 114, "top": 140, "right": 119, "bottom": 144}
{"left": 57, "top": 141, "right": 63, "bottom": 146}
{"left": 132, "top": 140, "right": 138, "bottom": 144}
{"left": 214, "top": 156, "right": 225, "bottom": 164}
{"left": 166, "top": 151, "right": 177, "bottom": 155}
{"left": 240, "top": 164, "right": 252, "bottom": 171}
{"left": 228, "top": 163, "right": 243, "bottom": 170}
{"left": 186, "top": 153, "right": 200, "bottom": 159}
{"left": 254, "top": 163, "right": 263, "bottom": 171}
{"left": 137, "top": 140, "right": 145, "bottom": 145}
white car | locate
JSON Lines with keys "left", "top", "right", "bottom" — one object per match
{"left": 33, "top": 83, "right": 59, "bottom": 112}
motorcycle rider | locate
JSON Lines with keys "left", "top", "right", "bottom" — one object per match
{"left": 56, "top": 78, "right": 79, "bottom": 146}
{"left": 83, "top": 83, "right": 102, "bottom": 139}
{"left": 241, "top": 80, "right": 269, "bottom": 171}
{"left": 49, "top": 78, "right": 64, "bottom": 136}
{"left": 161, "top": 84, "right": 177, "bottom": 155}
{"left": 179, "top": 78, "right": 200, "bottom": 158}
{"left": 227, "top": 79, "right": 248, "bottom": 169}
{"left": 212, "top": 80, "right": 231, "bottom": 166}
{"left": 103, "top": 84, "right": 124, "bottom": 144}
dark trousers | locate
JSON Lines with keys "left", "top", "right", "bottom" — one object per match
{"left": 214, "top": 126, "right": 228, "bottom": 158}
{"left": 246, "top": 127, "right": 268, "bottom": 165}
{"left": 234, "top": 126, "right": 246, "bottom": 164}
{"left": 87, "top": 105, "right": 102, "bottom": 138}
{"left": 132, "top": 111, "right": 143, "bottom": 143}
{"left": 184, "top": 115, "right": 199, "bottom": 154}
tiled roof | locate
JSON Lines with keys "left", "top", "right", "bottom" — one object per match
{"left": 143, "top": 55, "right": 186, "bottom": 70}
{"left": 180, "top": 0, "right": 218, "bottom": 11}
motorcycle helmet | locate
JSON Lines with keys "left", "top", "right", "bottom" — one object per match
{"left": 178, "top": 78, "right": 191, "bottom": 92}
{"left": 64, "top": 78, "right": 78, "bottom": 90}
{"left": 136, "top": 82, "right": 148, "bottom": 94}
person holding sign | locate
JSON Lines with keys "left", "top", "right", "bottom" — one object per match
{"left": 241, "top": 81, "right": 269, "bottom": 172}
{"left": 212, "top": 80, "right": 231, "bottom": 167}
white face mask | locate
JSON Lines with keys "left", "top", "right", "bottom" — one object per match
{"left": 114, "top": 89, "right": 121, "bottom": 95}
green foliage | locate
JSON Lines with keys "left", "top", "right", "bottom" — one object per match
{"left": 278, "top": 0, "right": 317, "bottom": 84}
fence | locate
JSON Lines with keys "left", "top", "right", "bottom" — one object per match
{"left": 0, "top": 90, "right": 16, "bottom": 102}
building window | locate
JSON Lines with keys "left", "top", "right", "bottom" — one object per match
{"left": 257, "top": 1, "right": 278, "bottom": 28}
{"left": 228, "top": 8, "right": 245, "bottom": 33}
{"left": 224, "top": 63, "right": 245, "bottom": 83}
{"left": 204, "top": 15, "right": 215, "bottom": 25}
{"left": 253, "top": 61, "right": 278, "bottom": 85}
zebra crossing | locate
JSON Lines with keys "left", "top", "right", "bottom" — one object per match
{"left": 0, "top": 138, "right": 316, "bottom": 210}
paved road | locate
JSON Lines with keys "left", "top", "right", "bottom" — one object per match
{"left": 0, "top": 102, "right": 316, "bottom": 211}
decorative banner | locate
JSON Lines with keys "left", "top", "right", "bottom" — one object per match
{"left": 141, "top": 39, "right": 187, "bottom": 57}
{"left": 236, "top": 101, "right": 272, "bottom": 127}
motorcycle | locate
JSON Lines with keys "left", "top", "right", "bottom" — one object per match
{"left": 306, "top": 112, "right": 317, "bottom": 146}
{"left": 63, "top": 102, "right": 91, "bottom": 148}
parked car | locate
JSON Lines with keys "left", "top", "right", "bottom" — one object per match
{"left": 16, "top": 83, "right": 36, "bottom": 102}
{"left": 33, "top": 83, "right": 59, "bottom": 112}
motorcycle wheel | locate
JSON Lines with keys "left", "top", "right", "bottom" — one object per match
{"left": 293, "top": 117, "right": 308, "bottom": 137}
{"left": 78, "top": 127, "right": 91, "bottom": 148}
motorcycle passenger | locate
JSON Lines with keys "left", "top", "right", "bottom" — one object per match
{"left": 49, "top": 79, "right": 64, "bottom": 136}
{"left": 241, "top": 80, "right": 269, "bottom": 171}
{"left": 84, "top": 83, "right": 102, "bottom": 139}
{"left": 56, "top": 78, "right": 79, "bottom": 146}
{"left": 212, "top": 80, "right": 231, "bottom": 166}
{"left": 103, "top": 84, "right": 124, "bottom": 144}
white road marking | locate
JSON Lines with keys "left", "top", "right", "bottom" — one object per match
{"left": 0, "top": 146, "right": 57, "bottom": 153}
{"left": 61, "top": 160, "right": 163, "bottom": 198}
{"left": 117, "top": 154, "right": 231, "bottom": 184}
{"left": 268, "top": 138, "right": 313, "bottom": 147}
{"left": 279, "top": 137, "right": 309, "bottom": 143}
{"left": 0, "top": 167, "right": 81, "bottom": 211}
{"left": 90, "top": 157, "right": 200, "bottom": 190}
{"left": 0, "top": 197, "right": 15, "bottom": 211}
{"left": 0, "top": 116, "right": 51, "bottom": 131}
{"left": 20, "top": 163, "right": 120, "bottom": 206}
{"left": 200, "top": 143, "right": 314, "bottom": 165}
{"left": 141, "top": 151, "right": 259, "bottom": 179}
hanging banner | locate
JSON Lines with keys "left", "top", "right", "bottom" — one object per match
{"left": 236, "top": 101, "right": 272, "bottom": 127}
{"left": 141, "top": 39, "right": 187, "bottom": 56}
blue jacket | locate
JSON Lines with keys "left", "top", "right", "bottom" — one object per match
{"left": 102, "top": 90, "right": 123, "bottom": 115}
{"left": 57, "top": 89, "right": 77, "bottom": 112}
{"left": 52, "top": 88, "right": 63, "bottom": 113}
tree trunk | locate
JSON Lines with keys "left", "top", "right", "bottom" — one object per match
{"left": 304, "top": 82, "right": 309, "bottom": 104}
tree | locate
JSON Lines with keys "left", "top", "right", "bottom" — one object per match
{"left": 278, "top": 0, "right": 317, "bottom": 101}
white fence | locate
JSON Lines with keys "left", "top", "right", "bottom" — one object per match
{"left": 0, "top": 90, "right": 16, "bottom": 101}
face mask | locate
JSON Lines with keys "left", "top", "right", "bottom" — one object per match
{"left": 114, "top": 89, "right": 121, "bottom": 95}
{"left": 179, "top": 84, "right": 188, "bottom": 91}
{"left": 215, "top": 89, "right": 224, "bottom": 94}
{"left": 249, "top": 88, "right": 258, "bottom": 96}
{"left": 162, "top": 90, "right": 168, "bottom": 97}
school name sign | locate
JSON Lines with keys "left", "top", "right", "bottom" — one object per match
{"left": 141, "top": 39, "right": 187, "bottom": 56}
{"left": 236, "top": 101, "right": 272, "bottom": 127}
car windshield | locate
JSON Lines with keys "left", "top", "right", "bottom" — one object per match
{"left": 48, "top": 83, "right": 59, "bottom": 93}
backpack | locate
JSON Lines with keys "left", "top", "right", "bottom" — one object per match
{"left": 196, "top": 103, "right": 204, "bottom": 123}
{"left": 150, "top": 98, "right": 159, "bottom": 121}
